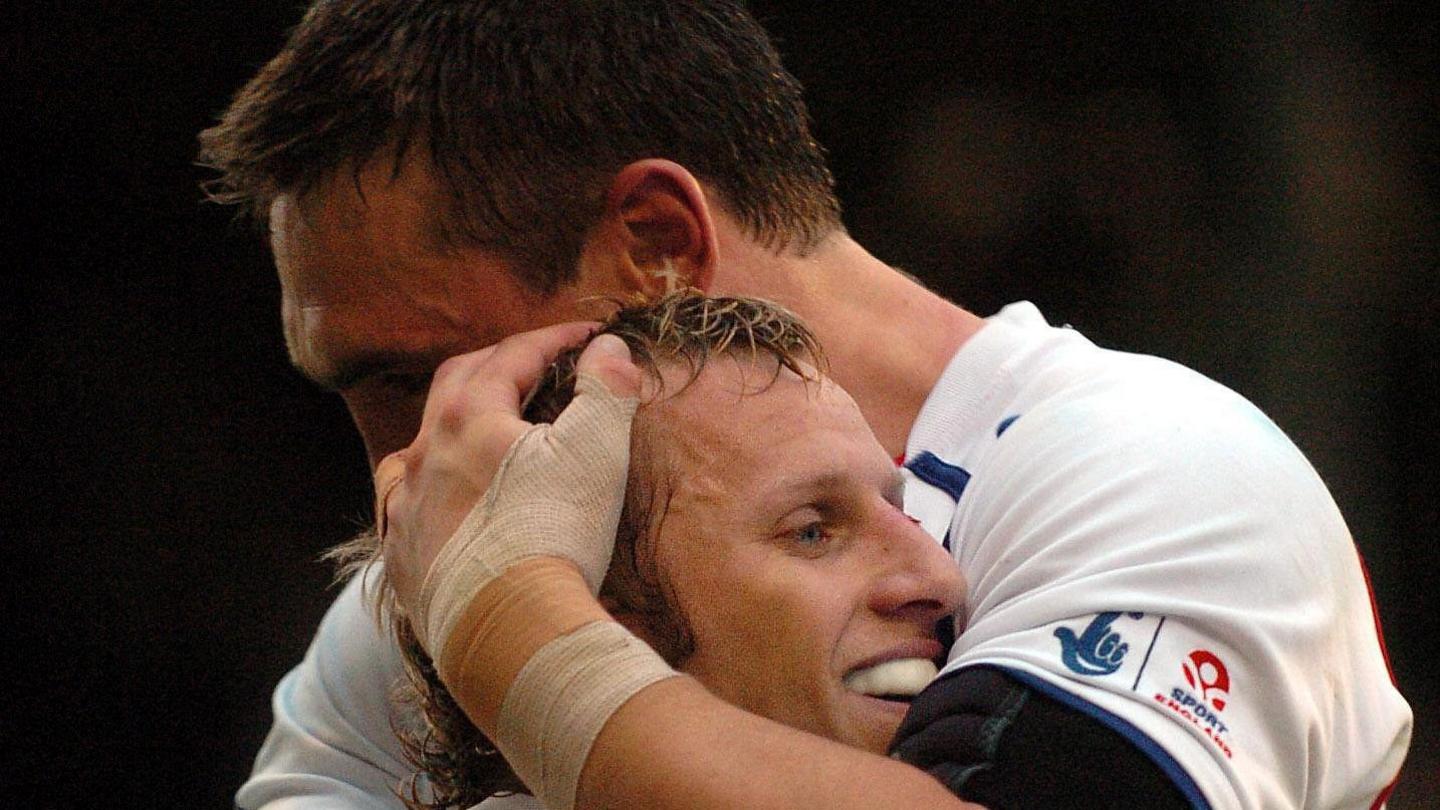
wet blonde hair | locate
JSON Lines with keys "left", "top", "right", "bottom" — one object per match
{"left": 328, "top": 291, "right": 824, "bottom": 808}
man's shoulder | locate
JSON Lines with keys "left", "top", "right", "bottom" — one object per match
{"left": 956, "top": 333, "right": 1311, "bottom": 511}
{"left": 237, "top": 566, "right": 415, "bottom": 810}
{"left": 918, "top": 302, "right": 1269, "bottom": 466}
{"left": 1003, "top": 326, "right": 1251, "bottom": 421}
{"left": 960, "top": 349, "right": 1340, "bottom": 587}
{"left": 940, "top": 345, "right": 1410, "bottom": 808}
{"left": 302, "top": 566, "right": 415, "bottom": 736}
{"left": 1014, "top": 351, "right": 1291, "bottom": 461}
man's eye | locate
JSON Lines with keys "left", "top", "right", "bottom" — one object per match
{"left": 376, "top": 372, "right": 433, "bottom": 397}
{"left": 795, "top": 523, "right": 829, "bottom": 546}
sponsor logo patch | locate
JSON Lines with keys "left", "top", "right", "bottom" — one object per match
{"left": 1153, "top": 649, "right": 1234, "bottom": 759}
{"left": 1055, "top": 611, "right": 1145, "bottom": 676}
{"left": 1182, "top": 649, "right": 1230, "bottom": 710}
{"left": 1027, "top": 613, "right": 1242, "bottom": 761}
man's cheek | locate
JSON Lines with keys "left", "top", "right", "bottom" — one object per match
{"left": 345, "top": 395, "right": 425, "bottom": 468}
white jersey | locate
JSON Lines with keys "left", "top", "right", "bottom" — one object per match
{"left": 236, "top": 565, "right": 415, "bottom": 810}
{"left": 473, "top": 795, "right": 541, "bottom": 810}
{"left": 238, "top": 302, "right": 1412, "bottom": 809}
{"left": 900, "top": 302, "right": 1411, "bottom": 809}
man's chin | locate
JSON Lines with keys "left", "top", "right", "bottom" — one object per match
{"left": 836, "top": 691, "right": 910, "bottom": 753}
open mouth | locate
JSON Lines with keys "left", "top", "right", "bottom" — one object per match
{"left": 842, "top": 658, "right": 938, "bottom": 704}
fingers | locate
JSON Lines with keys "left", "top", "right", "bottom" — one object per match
{"left": 373, "top": 451, "right": 408, "bottom": 540}
{"left": 551, "top": 334, "right": 642, "bottom": 453}
{"left": 373, "top": 448, "right": 423, "bottom": 602}
{"left": 425, "top": 321, "right": 601, "bottom": 453}
{"left": 573, "top": 333, "right": 643, "bottom": 400}
{"left": 498, "top": 320, "right": 602, "bottom": 394}
{"left": 450, "top": 321, "right": 600, "bottom": 410}
{"left": 376, "top": 320, "right": 635, "bottom": 628}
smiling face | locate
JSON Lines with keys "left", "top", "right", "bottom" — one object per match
{"left": 357, "top": 295, "right": 967, "bottom": 799}
{"left": 634, "top": 358, "right": 965, "bottom": 753}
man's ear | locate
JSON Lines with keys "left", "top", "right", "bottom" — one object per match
{"left": 589, "top": 159, "right": 718, "bottom": 296}
{"left": 600, "top": 594, "right": 649, "bottom": 638}
{"left": 599, "top": 585, "right": 688, "bottom": 666}
{"left": 600, "top": 593, "right": 672, "bottom": 657}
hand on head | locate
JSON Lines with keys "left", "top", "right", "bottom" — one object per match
{"left": 374, "top": 321, "right": 643, "bottom": 651}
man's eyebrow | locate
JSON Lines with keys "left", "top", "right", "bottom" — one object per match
{"left": 762, "top": 466, "right": 905, "bottom": 512}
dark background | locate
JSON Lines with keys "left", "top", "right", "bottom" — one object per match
{"left": 7, "top": 2, "right": 1436, "bottom": 807}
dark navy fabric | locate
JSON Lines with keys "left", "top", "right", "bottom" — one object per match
{"left": 890, "top": 665, "right": 1203, "bottom": 809}
{"left": 905, "top": 451, "right": 971, "bottom": 502}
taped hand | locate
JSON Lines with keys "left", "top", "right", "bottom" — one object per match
{"left": 374, "top": 323, "right": 642, "bottom": 653}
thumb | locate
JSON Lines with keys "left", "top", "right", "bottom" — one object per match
{"left": 574, "top": 333, "right": 643, "bottom": 400}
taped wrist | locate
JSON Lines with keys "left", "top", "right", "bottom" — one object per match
{"left": 496, "top": 621, "right": 678, "bottom": 810}
{"left": 415, "top": 373, "right": 638, "bottom": 651}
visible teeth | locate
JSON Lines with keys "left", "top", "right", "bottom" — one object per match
{"left": 843, "top": 658, "right": 937, "bottom": 697}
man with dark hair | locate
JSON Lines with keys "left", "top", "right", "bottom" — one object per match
{"left": 202, "top": 2, "right": 1410, "bottom": 808}
{"left": 200, "top": 0, "right": 839, "bottom": 301}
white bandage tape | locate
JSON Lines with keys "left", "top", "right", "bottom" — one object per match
{"left": 415, "top": 373, "right": 638, "bottom": 652}
{"left": 496, "top": 621, "right": 678, "bottom": 810}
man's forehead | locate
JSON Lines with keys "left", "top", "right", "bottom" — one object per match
{"left": 269, "top": 165, "right": 522, "bottom": 391}
{"left": 642, "top": 358, "right": 841, "bottom": 448}
{"left": 645, "top": 354, "right": 806, "bottom": 406}
{"left": 271, "top": 195, "right": 376, "bottom": 306}
{"left": 637, "top": 359, "right": 900, "bottom": 514}
{"left": 269, "top": 157, "right": 456, "bottom": 292}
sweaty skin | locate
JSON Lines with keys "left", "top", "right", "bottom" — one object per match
{"left": 376, "top": 326, "right": 982, "bottom": 810}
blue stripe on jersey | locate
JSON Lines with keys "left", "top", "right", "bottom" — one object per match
{"left": 998, "top": 667, "right": 1211, "bottom": 810}
{"left": 905, "top": 451, "right": 971, "bottom": 502}
{"left": 996, "top": 414, "right": 1021, "bottom": 437}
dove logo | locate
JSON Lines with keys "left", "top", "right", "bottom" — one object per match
{"left": 1054, "top": 612, "right": 1146, "bottom": 676}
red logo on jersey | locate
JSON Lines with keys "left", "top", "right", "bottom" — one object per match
{"left": 1182, "top": 649, "right": 1230, "bottom": 711}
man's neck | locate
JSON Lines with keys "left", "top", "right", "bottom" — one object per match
{"left": 711, "top": 231, "right": 983, "bottom": 457}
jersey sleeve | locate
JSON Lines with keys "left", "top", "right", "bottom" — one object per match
{"left": 940, "top": 376, "right": 1409, "bottom": 808}
{"left": 890, "top": 664, "right": 1195, "bottom": 806}
{"left": 235, "top": 567, "right": 415, "bottom": 810}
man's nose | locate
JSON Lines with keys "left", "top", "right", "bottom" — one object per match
{"left": 867, "top": 510, "right": 966, "bottom": 623}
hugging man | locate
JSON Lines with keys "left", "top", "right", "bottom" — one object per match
{"left": 202, "top": 2, "right": 1410, "bottom": 807}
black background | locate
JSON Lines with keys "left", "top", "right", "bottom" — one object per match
{"left": 7, "top": 2, "right": 1437, "bottom": 807}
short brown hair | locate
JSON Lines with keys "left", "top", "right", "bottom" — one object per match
{"left": 199, "top": 0, "right": 843, "bottom": 294}
{"left": 329, "top": 292, "right": 824, "bottom": 808}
